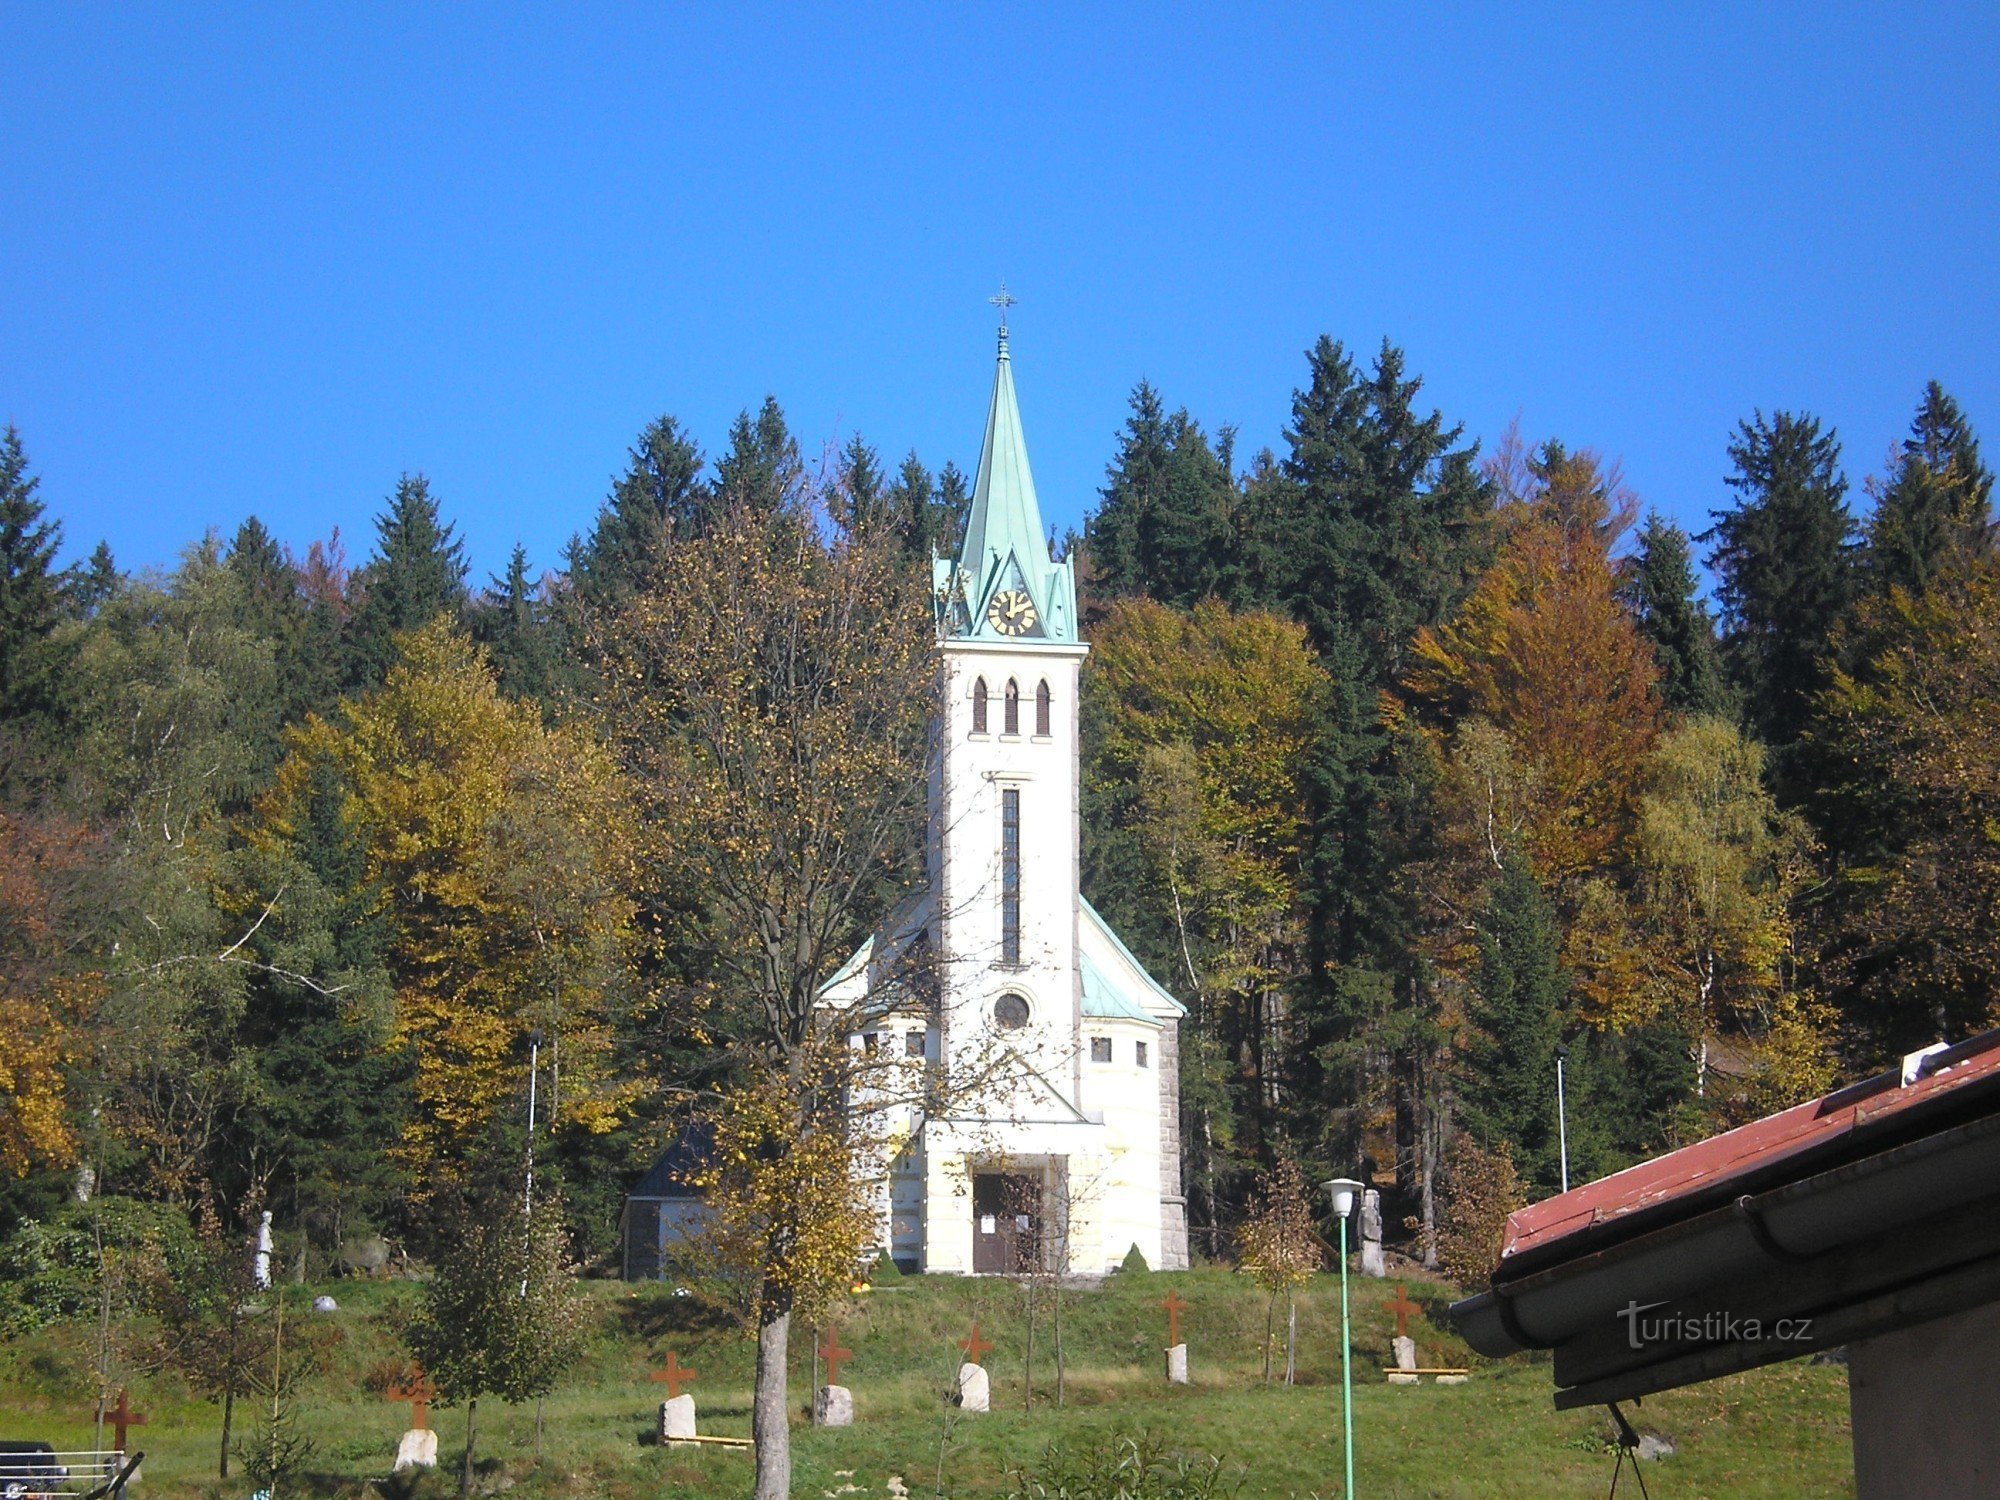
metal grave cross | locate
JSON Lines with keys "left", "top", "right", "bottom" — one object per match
{"left": 1161, "top": 1289, "right": 1188, "bottom": 1347}
{"left": 107, "top": 1389, "right": 148, "bottom": 1452}
{"left": 818, "top": 1324, "right": 854, "bottom": 1386}
{"left": 386, "top": 1365, "right": 435, "bottom": 1430}
{"left": 957, "top": 1320, "right": 993, "bottom": 1367}
{"left": 1387, "top": 1284, "right": 1420, "bottom": 1341}
{"left": 651, "top": 1351, "right": 698, "bottom": 1400}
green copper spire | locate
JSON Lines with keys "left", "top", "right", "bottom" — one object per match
{"left": 936, "top": 304, "right": 1079, "bottom": 645}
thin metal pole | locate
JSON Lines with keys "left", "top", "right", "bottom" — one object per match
{"left": 521, "top": 1034, "right": 540, "bottom": 1300}
{"left": 1339, "top": 1214, "right": 1355, "bottom": 1500}
{"left": 1556, "top": 1051, "right": 1570, "bottom": 1194}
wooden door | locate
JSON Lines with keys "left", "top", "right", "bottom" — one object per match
{"left": 972, "top": 1172, "right": 1040, "bottom": 1274}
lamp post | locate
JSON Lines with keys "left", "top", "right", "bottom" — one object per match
{"left": 1555, "top": 1044, "right": 1570, "bottom": 1194}
{"left": 1323, "top": 1177, "right": 1364, "bottom": 1500}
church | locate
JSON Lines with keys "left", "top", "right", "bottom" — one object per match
{"left": 818, "top": 317, "right": 1190, "bottom": 1276}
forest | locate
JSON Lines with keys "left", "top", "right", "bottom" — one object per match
{"left": 3, "top": 335, "right": 1995, "bottom": 1308}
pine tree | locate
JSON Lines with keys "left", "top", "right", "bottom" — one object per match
{"left": 346, "top": 474, "right": 469, "bottom": 686}
{"left": 713, "top": 398, "right": 803, "bottom": 516}
{"left": 572, "top": 415, "right": 706, "bottom": 607}
{"left": 1461, "top": 860, "right": 1569, "bottom": 1195}
{"left": 1623, "top": 513, "right": 1730, "bottom": 717}
{"left": 1865, "top": 382, "right": 1993, "bottom": 596}
{"left": 0, "top": 425, "right": 67, "bottom": 723}
{"left": 1703, "top": 410, "right": 1857, "bottom": 755}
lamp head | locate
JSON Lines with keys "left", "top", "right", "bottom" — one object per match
{"left": 1323, "top": 1177, "right": 1365, "bottom": 1218}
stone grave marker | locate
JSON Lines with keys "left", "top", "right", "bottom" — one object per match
{"left": 954, "top": 1321, "right": 993, "bottom": 1413}
{"left": 815, "top": 1323, "right": 855, "bottom": 1427}
{"left": 386, "top": 1365, "right": 437, "bottom": 1470}
{"left": 1161, "top": 1289, "right": 1189, "bottom": 1383}
{"left": 1387, "top": 1284, "right": 1420, "bottom": 1384}
{"left": 650, "top": 1352, "right": 698, "bottom": 1442}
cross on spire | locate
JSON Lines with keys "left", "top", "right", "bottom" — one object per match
{"left": 386, "top": 1364, "right": 435, "bottom": 1431}
{"left": 818, "top": 1323, "right": 854, "bottom": 1386}
{"left": 989, "top": 282, "right": 1017, "bottom": 331}
{"left": 1387, "top": 1284, "right": 1420, "bottom": 1341}
{"left": 650, "top": 1351, "right": 698, "bottom": 1400}
{"left": 957, "top": 1319, "right": 994, "bottom": 1366}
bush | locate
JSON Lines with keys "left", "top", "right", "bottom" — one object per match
{"left": 0, "top": 1195, "right": 201, "bottom": 1332}
{"left": 1004, "top": 1435, "right": 1239, "bottom": 1500}
{"left": 1118, "top": 1243, "right": 1150, "bottom": 1274}
{"left": 1434, "top": 1133, "right": 1524, "bottom": 1290}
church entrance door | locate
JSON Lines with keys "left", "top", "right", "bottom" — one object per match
{"left": 972, "top": 1171, "right": 1041, "bottom": 1274}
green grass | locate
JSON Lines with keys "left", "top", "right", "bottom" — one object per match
{"left": 0, "top": 1269, "right": 1853, "bottom": 1498}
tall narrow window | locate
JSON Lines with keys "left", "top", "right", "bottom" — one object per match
{"left": 1004, "top": 679, "right": 1020, "bottom": 735}
{"left": 1035, "top": 680, "right": 1051, "bottom": 736}
{"left": 971, "top": 676, "right": 988, "bottom": 734}
{"left": 1001, "top": 787, "right": 1021, "bottom": 964}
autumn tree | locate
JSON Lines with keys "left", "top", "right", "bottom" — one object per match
{"left": 587, "top": 493, "right": 933, "bottom": 1500}
{"left": 1083, "top": 598, "right": 1325, "bottom": 1234}
{"left": 1236, "top": 1153, "right": 1318, "bottom": 1384}
{"left": 254, "top": 621, "right": 635, "bottom": 1206}
{"left": 0, "top": 808, "right": 98, "bottom": 1176}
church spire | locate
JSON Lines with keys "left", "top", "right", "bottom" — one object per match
{"left": 940, "top": 289, "right": 1079, "bottom": 645}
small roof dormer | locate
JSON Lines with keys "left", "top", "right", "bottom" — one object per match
{"left": 934, "top": 303, "right": 1081, "bottom": 647}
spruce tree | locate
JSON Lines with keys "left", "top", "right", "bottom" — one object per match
{"left": 0, "top": 425, "right": 67, "bottom": 723}
{"left": 713, "top": 397, "right": 803, "bottom": 516}
{"left": 1622, "top": 513, "right": 1729, "bottom": 717}
{"left": 474, "top": 546, "right": 566, "bottom": 708}
{"left": 935, "top": 461, "right": 971, "bottom": 556}
{"left": 346, "top": 474, "right": 469, "bottom": 686}
{"left": 885, "top": 451, "right": 938, "bottom": 560}
{"left": 1087, "top": 382, "right": 1239, "bottom": 607}
{"left": 1703, "top": 410, "right": 1857, "bottom": 755}
{"left": 1865, "top": 381, "right": 1993, "bottom": 596}
{"left": 1462, "top": 861, "right": 1569, "bottom": 1195}
{"left": 836, "top": 433, "right": 889, "bottom": 531}
{"left": 572, "top": 415, "right": 707, "bottom": 608}
{"left": 69, "top": 541, "right": 120, "bottom": 619}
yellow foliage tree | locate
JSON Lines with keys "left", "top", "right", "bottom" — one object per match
{"left": 0, "top": 810, "right": 98, "bottom": 1175}
{"left": 255, "top": 620, "right": 635, "bottom": 1187}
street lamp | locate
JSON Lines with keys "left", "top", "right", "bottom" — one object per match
{"left": 1555, "top": 1044, "right": 1570, "bottom": 1194}
{"left": 1323, "top": 1177, "right": 1365, "bottom": 1500}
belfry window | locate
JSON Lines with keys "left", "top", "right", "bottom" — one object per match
{"left": 1004, "top": 679, "right": 1020, "bottom": 735}
{"left": 1001, "top": 786, "right": 1021, "bottom": 964}
{"left": 1035, "top": 680, "right": 1051, "bottom": 736}
{"left": 972, "top": 677, "right": 988, "bottom": 734}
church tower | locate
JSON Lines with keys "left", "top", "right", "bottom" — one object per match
{"left": 929, "top": 314, "right": 1088, "bottom": 1094}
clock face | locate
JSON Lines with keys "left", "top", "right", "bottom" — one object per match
{"left": 986, "top": 589, "right": 1038, "bottom": 637}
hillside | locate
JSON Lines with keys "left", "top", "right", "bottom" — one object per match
{"left": 0, "top": 1267, "right": 1853, "bottom": 1498}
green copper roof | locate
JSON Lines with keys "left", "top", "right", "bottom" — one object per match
{"left": 937, "top": 328, "right": 1079, "bottom": 645}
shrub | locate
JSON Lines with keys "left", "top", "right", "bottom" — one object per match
{"left": 1004, "top": 1435, "right": 1240, "bottom": 1500}
{"left": 1434, "top": 1133, "right": 1524, "bottom": 1289}
{"left": 1118, "top": 1243, "right": 1150, "bottom": 1274}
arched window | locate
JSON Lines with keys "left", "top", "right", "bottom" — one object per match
{"left": 994, "top": 993, "right": 1029, "bottom": 1030}
{"left": 971, "top": 676, "right": 988, "bottom": 734}
{"left": 1004, "top": 679, "right": 1020, "bottom": 735}
{"left": 1035, "top": 680, "right": 1051, "bottom": 736}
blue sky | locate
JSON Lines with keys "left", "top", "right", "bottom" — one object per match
{"left": 6, "top": 5, "right": 1996, "bottom": 586}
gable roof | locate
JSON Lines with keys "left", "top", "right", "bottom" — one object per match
{"left": 1080, "top": 898, "right": 1186, "bottom": 1020}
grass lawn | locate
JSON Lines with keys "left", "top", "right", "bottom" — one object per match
{"left": 0, "top": 1268, "right": 1853, "bottom": 1498}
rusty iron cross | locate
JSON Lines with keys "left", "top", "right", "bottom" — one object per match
{"left": 386, "top": 1364, "right": 435, "bottom": 1430}
{"left": 107, "top": 1389, "right": 148, "bottom": 1451}
{"left": 1161, "top": 1289, "right": 1188, "bottom": 1347}
{"left": 957, "top": 1320, "right": 994, "bottom": 1366}
{"left": 818, "top": 1324, "right": 854, "bottom": 1386}
{"left": 650, "top": 1351, "right": 698, "bottom": 1400}
{"left": 1387, "top": 1284, "right": 1420, "bottom": 1341}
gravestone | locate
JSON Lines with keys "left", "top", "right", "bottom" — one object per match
{"left": 814, "top": 1385, "right": 854, "bottom": 1427}
{"left": 1359, "top": 1189, "right": 1385, "bottom": 1278}
{"left": 815, "top": 1324, "right": 854, "bottom": 1427}
{"left": 659, "top": 1394, "right": 697, "bottom": 1442}
{"left": 1387, "top": 1285, "right": 1421, "bottom": 1385}
{"left": 393, "top": 1430, "right": 438, "bottom": 1471}
{"left": 955, "top": 1363, "right": 990, "bottom": 1413}
{"left": 1161, "top": 1290, "right": 1190, "bottom": 1384}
